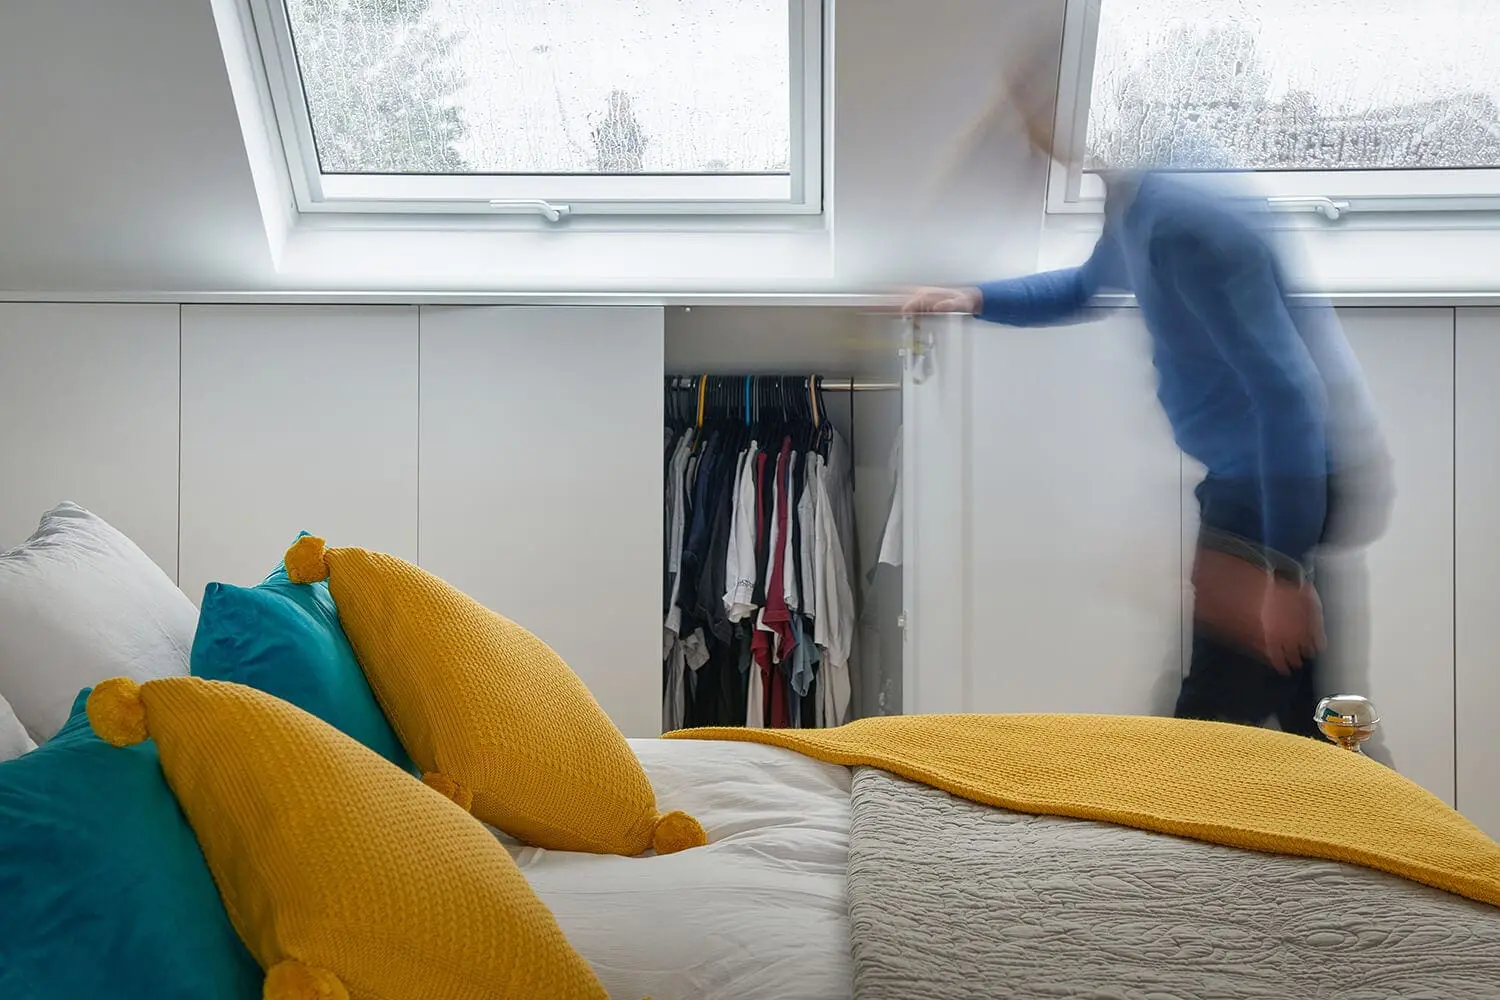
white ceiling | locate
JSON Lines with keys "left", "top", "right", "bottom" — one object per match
{"left": 0, "top": 0, "right": 274, "bottom": 293}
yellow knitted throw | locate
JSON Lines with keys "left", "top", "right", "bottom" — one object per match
{"left": 665, "top": 714, "right": 1500, "bottom": 908}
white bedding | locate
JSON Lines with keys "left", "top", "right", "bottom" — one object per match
{"left": 497, "top": 738, "right": 854, "bottom": 1000}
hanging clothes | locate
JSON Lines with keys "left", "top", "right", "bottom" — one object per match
{"left": 662, "top": 427, "right": 696, "bottom": 732}
{"left": 661, "top": 375, "right": 862, "bottom": 732}
{"left": 810, "top": 441, "right": 856, "bottom": 729}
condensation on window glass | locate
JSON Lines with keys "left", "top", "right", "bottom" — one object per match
{"left": 1085, "top": 0, "right": 1500, "bottom": 172}
{"left": 284, "top": 0, "right": 791, "bottom": 176}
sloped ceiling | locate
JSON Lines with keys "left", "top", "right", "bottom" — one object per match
{"left": 0, "top": 0, "right": 1062, "bottom": 296}
{"left": 0, "top": 0, "right": 274, "bottom": 292}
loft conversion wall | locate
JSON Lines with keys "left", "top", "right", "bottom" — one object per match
{"left": 0, "top": 0, "right": 1052, "bottom": 295}
{"left": 2, "top": 0, "right": 1500, "bottom": 297}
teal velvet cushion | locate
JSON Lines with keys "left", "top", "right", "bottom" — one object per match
{"left": 190, "top": 533, "right": 411, "bottom": 770}
{"left": 0, "top": 689, "right": 261, "bottom": 1000}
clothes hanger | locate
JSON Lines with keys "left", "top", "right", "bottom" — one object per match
{"left": 774, "top": 374, "right": 786, "bottom": 437}
{"left": 689, "top": 374, "right": 707, "bottom": 455}
{"left": 780, "top": 374, "right": 798, "bottom": 453}
{"left": 814, "top": 375, "right": 833, "bottom": 456}
{"left": 782, "top": 375, "right": 804, "bottom": 453}
{"left": 750, "top": 375, "right": 763, "bottom": 442}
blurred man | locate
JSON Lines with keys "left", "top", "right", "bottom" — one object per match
{"left": 906, "top": 61, "right": 1393, "bottom": 741}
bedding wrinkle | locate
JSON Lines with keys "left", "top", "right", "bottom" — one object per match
{"left": 845, "top": 768, "right": 1500, "bottom": 999}
{"left": 517, "top": 738, "right": 854, "bottom": 1000}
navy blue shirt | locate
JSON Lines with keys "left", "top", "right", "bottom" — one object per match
{"left": 977, "top": 173, "right": 1343, "bottom": 565}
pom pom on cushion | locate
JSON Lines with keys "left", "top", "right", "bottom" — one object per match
{"left": 86, "top": 676, "right": 148, "bottom": 747}
{"left": 0, "top": 687, "right": 262, "bottom": 999}
{"left": 263, "top": 961, "right": 349, "bottom": 1000}
{"left": 651, "top": 810, "right": 707, "bottom": 855}
{"left": 190, "top": 533, "right": 412, "bottom": 771}
{"left": 93, "top": 676, "right": 610, "bottom": 999}
{"left": 422, "top": 771, "right": 473, "bottom": 812}
{"left": 283, "top": 535, "right": 330, "bottom": 585}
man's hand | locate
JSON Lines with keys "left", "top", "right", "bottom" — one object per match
{"left": 1193, "top": 547, "right": 1325, "bottom": 674}
{"left": 1260, "top": 577, "right": 1325, "bottom": 675}
{"left": 901, "top": 286, "right": 982, "bottom": 318}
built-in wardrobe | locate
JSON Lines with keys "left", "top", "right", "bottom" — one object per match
{"left": 0, "top": 300, "right": 1494, "bottom": 840}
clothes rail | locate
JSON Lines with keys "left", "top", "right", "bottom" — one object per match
{"left": 666, "top": 376, "right": 900, "bottom": 392}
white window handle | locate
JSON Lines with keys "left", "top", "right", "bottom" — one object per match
{"left": 1266, "top": 196, "right": 1350, "bottom": 222}
{"left": 487, "top": 199, "right": 571, "bottom": 223}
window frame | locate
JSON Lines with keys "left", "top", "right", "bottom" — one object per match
{"left": 247, "top": 0, "right": 825, "bottom": 219}
{"left": 1047, "top": 0, "right": 1500, "bottom": 220}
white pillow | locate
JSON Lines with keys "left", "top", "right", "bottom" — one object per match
{"left": 0, "top": 691, "right": 35, "bottom": 762}
{"left": 0, "top": 503, "right": 197, "bottom": 742}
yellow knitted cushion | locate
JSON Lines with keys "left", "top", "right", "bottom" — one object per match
{"left": 284, "top": 535, "right": 705, "bottom": 857}
{"left": 86, "top": 675, "right": 610, "bottom": 1000}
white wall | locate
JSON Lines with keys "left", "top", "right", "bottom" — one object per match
{"left": 0, "top": 2, "right": 269, "bottom": 292}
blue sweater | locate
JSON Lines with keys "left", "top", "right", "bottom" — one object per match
{"left": 977, "top": 173, "right": 1333, "bottom": 566}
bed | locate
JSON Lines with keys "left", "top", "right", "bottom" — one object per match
{"left": 4, "top": 503, "right": 1499, "bottom": 1000}
{"left": 523, "top": 738, "right": 1500, "bottom": 1000}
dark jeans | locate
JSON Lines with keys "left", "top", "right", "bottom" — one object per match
{"left": 1177, "top": 633, "right": 1322, "bottom": 737}
{"left": 1174, "top": 475, "right": 1328, "bottom": 738}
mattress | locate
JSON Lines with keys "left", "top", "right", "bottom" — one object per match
{"left": 496, "top": 738, "right": 854, "bottom": 1000}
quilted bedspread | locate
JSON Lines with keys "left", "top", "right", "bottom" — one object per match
{"left": 846, "top": 767, "right": 1500, "bottom": 1000}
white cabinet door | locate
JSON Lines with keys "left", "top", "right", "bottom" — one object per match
{"left": 417, "top": 306, "right": 665, "bottom": 739}
{"left": 1323, "top": 309, "right": 1454, "bottom": 804}
{"left": 1457, "top": 308, "right": 1500, "bottom": 835}
{"left": 1178, "top": 309, "right": 1456, "bottom": 803}
{"left": 902, "top": 304, "right": 1457, "bottom": 804}
{"left": 903, "top": 310, "right": 1184, "bottom": 716}
{"left": 900, "top": 313, "right": 970, "bottom": 714}
{"left": 0, "top": 303, "right": 180, "bottom": 578}
{"left": 179, "top": 305, "right": 419, "bottom": 602}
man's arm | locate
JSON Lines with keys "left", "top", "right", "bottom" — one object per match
{"left": 1159, "top": 229, "right": 1329, "bottom": 572}
{"left": 975, "top": 229, "right": 1124, "bottom": 326}
{"left": 904, "top": 228, "right": 1126, "bottom": 323}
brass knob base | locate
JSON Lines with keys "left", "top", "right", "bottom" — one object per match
{"left": 1314, "top": 695, "right": 1380, "bottom": 753}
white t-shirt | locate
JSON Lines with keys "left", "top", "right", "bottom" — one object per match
{"left": 877, "top": 434, "right": 902, "bottom": 570}
{"left": 725, "top": 442, "right": 760, "bottom": 622}
{"left": 811, "top": 446, "right": 855, "bottom": 728}
{"left": 797, "top": 452, "right": 819, "bottom": 622}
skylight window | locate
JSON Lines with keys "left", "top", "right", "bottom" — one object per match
{"left": 249, "top": 0, "right": 824, "bottom": 217}
{"left": 1050, "top": 0, "right": 1500, "bottom": 217}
